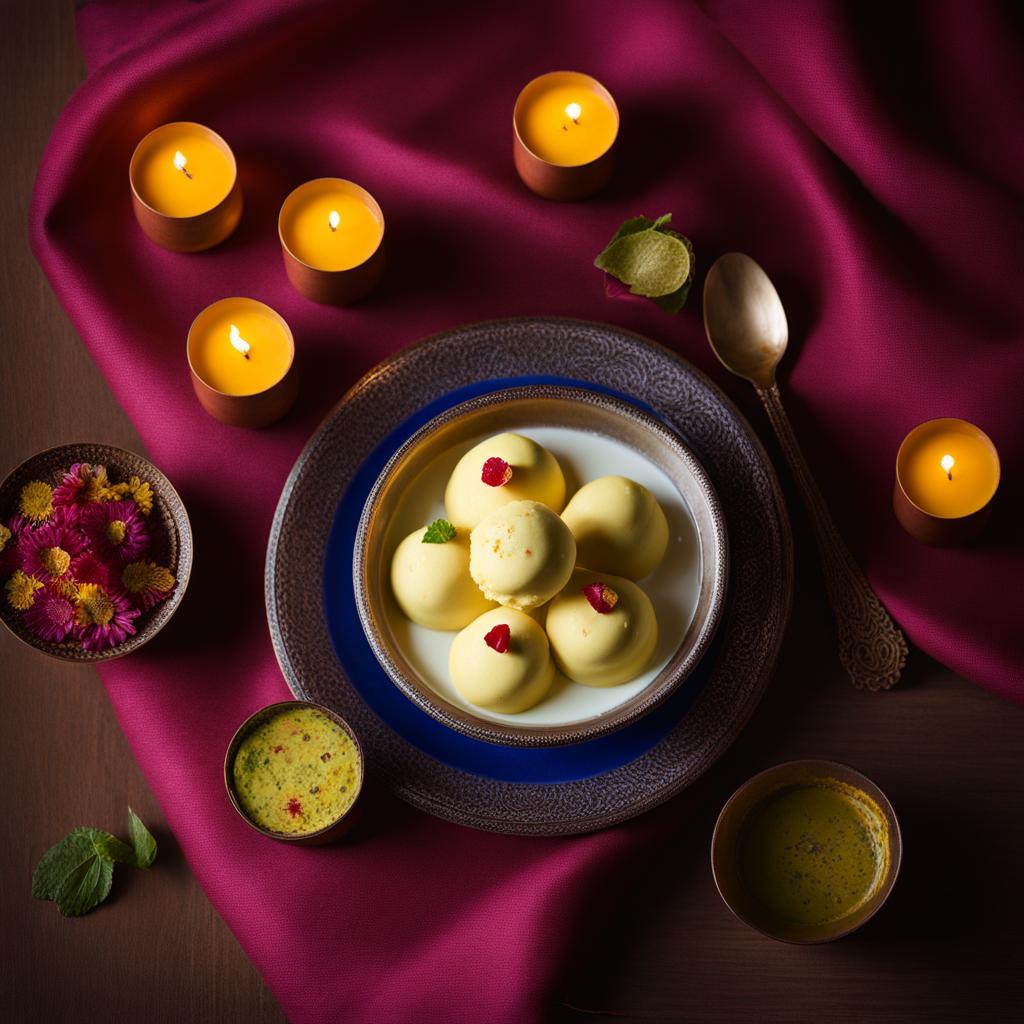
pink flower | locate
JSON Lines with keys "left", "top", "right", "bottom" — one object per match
{"left": 52, "top": 463, "right": 110, "bottom": 508}
{"left": 70, "top": 551, "right": 111, "bottom": 588}
{"left": 20, "top": 521, "right": 87, "bottom": 582}
{"left": 24, "top": 590, "right": 76, "bottom": 643}
{"left": 80, "top": 500, "right": 149, "bottom": 564}
{"left": 73, "top": 583, "right": 140, "bottom": 652}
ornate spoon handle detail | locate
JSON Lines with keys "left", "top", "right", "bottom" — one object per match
{"left": 758, "top": 384, "right": 907, "bottom": 690}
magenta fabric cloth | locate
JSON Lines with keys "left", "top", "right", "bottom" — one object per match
{"left": 29, "top": 1, "right": 1023, "bottom": 1020}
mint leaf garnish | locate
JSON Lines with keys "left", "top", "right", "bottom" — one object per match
{"left": 128, "top": 807, "right": 157, "bottom": 868}
{"left": 31, "top": 810, "right": 157, "bottom": 916}
{"left": 595, "top": 213, "right": 695, "bottom": 312}
{"left": 422, "top": 519, "right": 457, "bottom": 544}
{"left": 32, "top": 829, "right": 117, "bottom": 916}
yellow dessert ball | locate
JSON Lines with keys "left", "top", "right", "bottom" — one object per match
{"left": 444, "top": 432, "right": 566, "bottom": 529}
{"left": 449, "top": 608, "right": 555, "bottom": 713}
{"left": 390, "top": 525, "right": 495, "bottom": 630}
{"left": 470, "top": 500, "right": 576, "bottom": 611}
{"left": 561, "top": 476, "right": 669, "bottom": 580}
{"left": 545, "top": 569, "right": 658, "bottom": 687}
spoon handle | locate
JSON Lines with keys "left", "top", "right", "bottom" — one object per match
{"left": 757, "top": 384, "right": 907, "bottom": 690}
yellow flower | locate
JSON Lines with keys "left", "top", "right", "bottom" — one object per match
{"left": 19, "top": 481, "right": 54, "bottom": 523}
{"left": 6, "top": 571, "right": 43, "bottom": 610}
{"left": 104, "top": 476, "right": 154, "bottom": 516}
{"left": 122, "top": 561, "right": 175, "bottom": 595}
{"left": 75, "top": 583, "right": 115, "bottom": 627}
{"left": 38, "top": 546, "right": 71, "bottom": 578}
{"left": 51, "top": 578, "right": 80, "bottom": 600}
{"left": 0, "top": 523, "right": 11, "bottom": 552}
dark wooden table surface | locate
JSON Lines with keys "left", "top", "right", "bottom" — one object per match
{"left": 3, "top": 3, "right": 1021, "bottom": 1022}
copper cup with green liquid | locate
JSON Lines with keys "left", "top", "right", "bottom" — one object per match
{"left": 712, "top": 760, "right": 902, "bottom": 943}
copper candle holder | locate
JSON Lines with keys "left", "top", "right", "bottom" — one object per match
{"left": 893, "top": 419, "right": 1000, "bottom": 546}
{"left": 186, "top": 298, "right": 298, "bottom": 429}
{"left": 129, "top": 122, "right": 243, "bottom": 252}
{"left": 513, "top": 71, "right": 619, "bottom": 202}
{"left": 278, "top": 179, "right": 385, "bottom": 305}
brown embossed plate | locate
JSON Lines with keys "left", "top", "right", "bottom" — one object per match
{"left": 266, "top": 318, "right": 792, "bottom": 835}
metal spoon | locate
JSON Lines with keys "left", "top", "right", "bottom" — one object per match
{"left": 703, "top": 252, "right": 906, "bottom": 690}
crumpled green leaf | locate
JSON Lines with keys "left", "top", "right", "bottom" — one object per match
{"left": 31, "top": 809, "right": 158, "bottom": 917}
{"left": 594, "top": 213, "right": 696, "bottom": 313}
{"left": 31, "top": 828, "right": 119, "bottom": 916}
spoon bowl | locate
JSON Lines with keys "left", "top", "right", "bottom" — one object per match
{"left": 703, "top": 252, "right": 789, "bottom": 389}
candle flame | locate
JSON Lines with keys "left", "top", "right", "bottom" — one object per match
{"left": 229, "top": 323, "right": 251, "bottom": 359}
{"left": 564, "top": 102, "right": 582, "bottom": 123}
{"left": 173, "top": 150, "right": 192, "bottom": 179}
{"left": 941, "top": 454, "right": 955, "bottom": 480}
{"left": 328, "top": 210, "right": 340, "bottom": 232}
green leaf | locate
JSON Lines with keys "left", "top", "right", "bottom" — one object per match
{"left": 31, "top": 828, "right": 117, "bottom": 917}
{"left": 422, "top": 519, "right": 457, "bottom": 544}
{"left": 595, "top": 229, "right": 691, "bottom": 297}
{"left": 595, "top": 213, "right": 696, "bottom": 312}
{"left": 127, "top": 808, "right": 157, "bottom": 868}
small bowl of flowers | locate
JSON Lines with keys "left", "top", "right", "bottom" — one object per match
{"left": 0, "top": 443, "right": 192, "bottom": 661}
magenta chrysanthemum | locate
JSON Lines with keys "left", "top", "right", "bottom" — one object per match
{"left": 69, "top": 551, "right": 111, "bottom": 588}
{"left": 80, "top": 500, "right": 149, "bottom": 564}
{"left": 74, "top": 583, "right": 139, "bottom": 651}
{"left": 24, "top": 590, "right": 76, "bottom": 643}
{"left": 19, "top": 520, "right": 87, "bottom": 582}
{"left": 52, "top": 463, "right": 110, "bottom": 508}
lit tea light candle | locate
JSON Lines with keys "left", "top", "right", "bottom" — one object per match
{"left": 187, "top": 298, "right": 297, "bottom": 428}
{"left": 894, "top": 418, "right": 1000, "bottom": 545}
{"left": 129, "top": 122, "right": 243, "bottom": 251}
{"left": 278, "top": 178, "right": 385, "bottom": 305}
{"left": 513, "top": 71, "right": 619, "bottom": 201}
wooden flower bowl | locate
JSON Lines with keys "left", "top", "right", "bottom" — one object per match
{"left": 0, "top": 443, "right": 192, "bottom": 662}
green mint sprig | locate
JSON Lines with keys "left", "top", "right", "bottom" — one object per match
{"left": 31, "top": 808, "right": 157, "bottom": 917}
{"left": 594, "top": 213, "right": 695, "bottom": 313}
{"left": 422, "top": 519, "right": 457, "bottom": 544}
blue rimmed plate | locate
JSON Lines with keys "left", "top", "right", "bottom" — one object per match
{"left": 266, "top": 318, "right": 791, "bottom": 834}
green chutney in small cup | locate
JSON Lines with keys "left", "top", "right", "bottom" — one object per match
{"left": 712, "top": 761, "right": 901, "bottom": 943}
{"left": 737, "top": 777, "right": 889, "bottom": 927}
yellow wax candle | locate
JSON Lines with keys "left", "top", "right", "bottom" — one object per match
{"left": 131, "top": 122, "right": 236, "bottom": 217}
{"left": 515, "top": 71, "right": 619, "bottom": 166}
{"left": 279, "top": 178, "right": 384, "bottom": 272}
{"left": 897, "top": 419, "right": 1000, "bottom": 518}
{"left": 187, "top": 298, "right": 293, "bottom": 396}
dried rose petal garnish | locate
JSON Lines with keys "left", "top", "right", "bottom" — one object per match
{"left": 582, "top": 582, "right": 619, "bottom": 614}
{"left": 484, "top": 623, "right": 511, "bottom": 653}
{"left": 481, "top": 457, "right": 513, "bottom": 487}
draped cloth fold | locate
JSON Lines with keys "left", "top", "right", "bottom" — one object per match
{"left": 29, "top": 1, "right": 1023, "bottom": 1020}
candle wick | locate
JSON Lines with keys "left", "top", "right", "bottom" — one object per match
{"left": 329, "top": 223, "right": 337, "bottom": 232}
{"left": 243, "top": 351, "right": 250, "bottom": 360}
{"left": 947, "top": 469, "right": 953, "bottom": 481}
{"left": 180, "top": 167, "right": 193, "bottom": 180}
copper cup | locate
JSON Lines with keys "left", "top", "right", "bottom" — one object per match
{"left": 129, "top": 122, "right": 243, "bottom": 252}
{"left": 513, "top": 71, "right": 619, "bottom": 201}
{"left": 278, "top": 178, "right": 385, "bottom": 305}
{"left": 224, "top": 700, "right": 364, "bottom": 846}
{"left": 893, "top": 419, "right": 1000, "bottom": 546}
{"left": 186, "top": 298, "right": 298, "bottom": 429}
